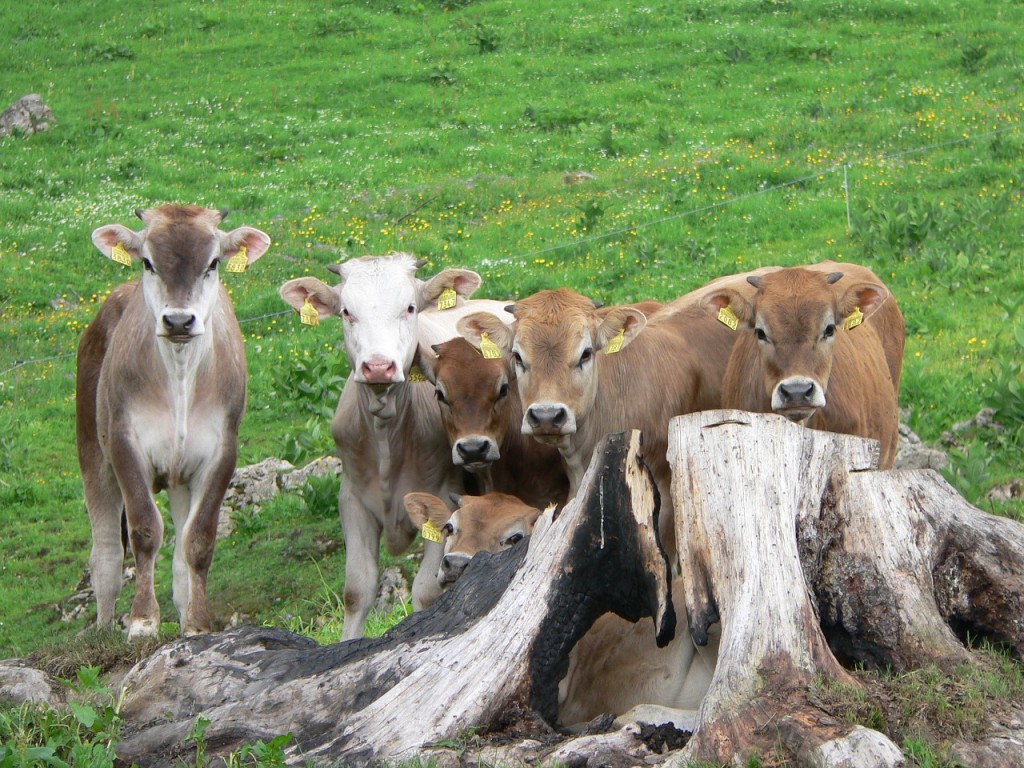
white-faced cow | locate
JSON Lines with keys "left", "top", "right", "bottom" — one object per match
{"left": 404, "top": 491, "right": 718, "bottom": 727}
{"left": 404, "top": 491, "right": 544, "bottom": 586}
{"left": 77, "top": 205, "right": 271, "bottom": 638}
{"left": 279, "top": 254, "right": 513, "bottom": 639}
{"left": 417, "top": 337, "right": 569, "bottom": 510}
{"left": 702, "top": 262, "right": 904, "bottom": 468}
{"left": 457, "top": 289, "right": 737, "bottom": 560}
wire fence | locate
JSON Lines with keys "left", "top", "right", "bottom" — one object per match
{"left": 1, "top": 124, "right": 1017, "bottom": 380}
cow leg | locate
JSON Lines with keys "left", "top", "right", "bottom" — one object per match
{"left": 124, "top": 493, "right": 165, "bottom": 640}
{"left": 412, "top": 539, "right": 443, "bottom": 612}
{"left": 84, "top": 463, "right": 126, "bottom": 629}
{"left": 340, "top": 482, "right": 384, "bottom": 640}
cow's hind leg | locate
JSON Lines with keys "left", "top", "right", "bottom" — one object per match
{"left": 85, "top": 464, "right": 126, "bottom": 629}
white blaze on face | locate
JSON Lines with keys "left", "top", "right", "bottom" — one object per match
{"left": 337, "top": 257, "right": 420, "bottom": 385}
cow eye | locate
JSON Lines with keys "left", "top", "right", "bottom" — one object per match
{"left": 505, "top": 532, "right": 524, "bottom": 547}
{"left": 754, "top": 328, "right": 768, "bottom": 343}
{"left": 823, "top": 323, "right": 836, "bottom": 339}
{"left": 434, "top": 388, "right": 449, "bottom": 406}
{"left": 496, "top": 382, "right": 509, "bottom": 400}
{"left": 341, "top": 308, "right": 351, "bottom": 321}
{"left": 512, "top": 351, "right": 525, "bottom": 371}
{"left": 406, "top": 304, "right": 416, "bottom": 316}
{"left": 442, "top": 522, "right": 454, "bottom": 535}
{"left": 207, "top": 258, "right": 220, "bottom": 274}
{"left": 577, "top": 347, "right": 594, "bottom": 367}
{"left": 141, "top": 258, "right": 154, "bottom": 273}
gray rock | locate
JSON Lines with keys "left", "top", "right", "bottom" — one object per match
{"left": 0, "top": 94, "right": 56, "bottom": 137}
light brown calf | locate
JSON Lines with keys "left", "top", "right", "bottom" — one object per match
{"left": 418, "top": 337, "right": 569, "bottom": 510}
{"left": 457, "top": 289, "right": 737, "bottom": 559}
{"left": 77, "top": 205, "right": 270, "bottom": 638}
{"left": 703, "top": 263, "right": 904, "bottom": 468}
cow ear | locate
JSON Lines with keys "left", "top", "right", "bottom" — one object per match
{"left": 458, "top": 312, "right": 513, "bottom": 354}
{"left": 92, "top": 224, "right": 143, "bottom": 262}
{"left": 279, "top": 277, "right": 340, "bottom": 318}
{"left": 596, "top": 308, "right": 646, "bottom": 353}
{"left": 222, "top": 227, "right": 272, "bottom": 267}
{"left": 840, "top": 281, "right": 889, "bottom": 323}
{"left": 422, "top": 268, "right": 483, "bottom": 305}
{"left": 415, "top": 342, "right": 439, "bottom": 384}
{"left": 703, "top": 289, "right": 753, "bottom": 328}
{"left": 404, "top": 492, "right": 449, "bottom": 529}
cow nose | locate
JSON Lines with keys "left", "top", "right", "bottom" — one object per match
{"left": 526, "top": 403, "right": 569, "bottom": 433}
{"left": 440, "top": 553, "right": 470, "bottom": 583}
{"left": 776, "top": 378, "right": 817, "bottom": 406}
{"left": 361, "top": 359, "right": 397, "bottom": 384}
{"left": 456, "top": 437, "right": 494, "bottom": 465}
{"left": 161, "top": 311, "right": 196, "bottom": 337}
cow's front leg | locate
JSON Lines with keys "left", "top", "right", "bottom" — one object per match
{"left": 339, "top": 481, "right": 383, "bottom": 640}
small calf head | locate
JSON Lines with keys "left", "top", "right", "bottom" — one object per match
{"left": 706, "top": 267, "right": 889, "bottom": 422}
{"left": 404, "top": 491, "right": 542, "bottom": 586}
{"left": 418, "top": 337, "right": 514, "bottom": 471}
{"left": 91, "top": 205, "right": 270, "bottom": 343}
{"left": 278, "top": 255, "right": 480, "bottom": 385}
{"left": 458, "top": 289, "right": 646, "bottom": 446}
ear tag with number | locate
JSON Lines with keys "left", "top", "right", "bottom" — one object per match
{"left": 480, "top": 332, "right": 502, "bottom": 360}
{"left": 843, "top": 306, "right": 864, "bottom": 331}
{"left": 605, "top": 327, "right": 625, "bottom": 355}
{"left": 226, "top": 245, "right": 248, "bottom": 273}
{"left": 717, "top": 305, "right": 739, "bottom": 331}
{"left": 407, "top": 366, "right": 427, "bottom": 383}
{"left": 111, "top": 242, "right": 133, "bottom": 267}
{"left": 421, "top": 520, "right": 444, "bottom": 543}
{"left": 437, "top": 287, "right": 458, "bottom": 311}
{"left": 300, "top": 298, "right": 320, "bottom": 327}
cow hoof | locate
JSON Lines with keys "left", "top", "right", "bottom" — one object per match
{"left": 127, "top": 618, "right": 159, "bottom": 640}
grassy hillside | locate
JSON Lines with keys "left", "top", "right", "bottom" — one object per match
{"left": 0, "top": 0, "right": 1021, "bottom": 680}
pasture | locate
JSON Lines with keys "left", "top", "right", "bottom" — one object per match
{"left": 0, "top": 0, "right": 1022, "bottom": 759}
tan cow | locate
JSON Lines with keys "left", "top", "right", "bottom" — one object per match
{"left": 404, "top": 491, "right": 717, "bottom": 727}
{"left": 457, "top": 289, "right": 737, "bottom": 559}
{"left": 77, "top": 205, "right": 271, "bottom": 638}
{"left": 702, "top": 262, "right": 904, "bottom": 468}
{"left": 279, "top": 255, "right": 514, "bottom": 639}
{"left": 417, "top": 337, "right": 569, "bottom": 510}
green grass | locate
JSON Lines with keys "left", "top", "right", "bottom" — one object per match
{"left": 0, "top": 0, "right": 1021, "bottom": 737}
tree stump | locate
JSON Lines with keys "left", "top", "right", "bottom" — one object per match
{"left": 116, "top": 430, "right": 673, "bottom": 766}
{"left": 667, "top": 409, "right": 1024, "bottom": 767}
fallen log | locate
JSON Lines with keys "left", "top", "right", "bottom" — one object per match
{"left": 116, "top": 430, "right": 674, "bottom": 765}
{"left": 667, "top": 409, "right": 1024, "bottom": 768}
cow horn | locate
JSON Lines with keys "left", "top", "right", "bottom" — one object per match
{"left": 326, "top": 263, "right": 343, "bottom": 276}
{"left": 414, "top": 258, "right": 429, "bottom": 270}
{"left": 431, "top": 344, "right": 442, "bottom": 354}
{"left": 826, "top": 271, "right": 844, "bottom": 284}
{"left": 218, "top": 207, "right": 230, "bottom": 223}
{"left": 504, "top": 303, "right": 517, "bottom": 315}
{"left": 592, "top": 299, "right": 605, "bottom": 309}
{"left": 747, "top": 275, "right": 762, "bottom": 289}
{"left": 134, "top": 208, "right": 146, "bottom": 221}
{"left": 449, "top": 493, "right": 464, "bottom": 508}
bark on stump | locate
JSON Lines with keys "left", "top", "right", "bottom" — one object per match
{"left": 116, "top": 430, "right": 673, "bottom": 766}
{"left": 667, "top": 409, "right": 1024, "bottom": 767}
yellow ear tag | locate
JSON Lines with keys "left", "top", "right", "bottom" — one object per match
{"left": 421, "top": 520, "right": 444, "bottom": 543}
{"left": 605, "top": 327, "right": 625, "bottom": 355}
{"left": 843, "top": 306, "right": 864, "bottom": 331}
{"left": 226, "top": 245, "right": 248, "bottom": 273}
{"left": 407, "top": 366, "right": 427, "bottom": 383}
{"left": 300, "top": 298, "right": 320, "bottom": 327}
{"left": 437, "top": 287, "right": 458, "bottom": 311}
{"left": 717, "top": 306, "right": 739, "bottom": 331}
{"left": 480, "top": 332, "right": 502, "bottom": 360}
{"left": 111, "top": 242, "right": 133, "bottom": 267}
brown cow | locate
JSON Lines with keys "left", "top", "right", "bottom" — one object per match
{"left": 457, "top": 289, "right": 737, "bottom": 559}
{"left": 417, "top": 337, "right": 569, "bottom": 510}
{"left": 703, "top": 263, "right": 904, "bottom": 467}
{"left": 404, "top": 491, "right": 544, "bottom": 586}
{"left": 77, "top": 205, "right": 271, "bottom": 638}
{"left": 404, "top": 491, "right": 718, "bottom": 727}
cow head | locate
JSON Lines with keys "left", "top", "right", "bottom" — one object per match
{"left": 418, "top": 337, "right": 514, "bottom": 471}
{"left": 458, "top": 289, "right": 646, "bottom": 447}
{"left": 404, "top": 491, "right": 542, "bottom": 586}
{"left": 705, "top": 267, "right": 889, "bottom": 422}
{"left": 278, "top": 254, "right": 481, "bottom": 386}
{"left": 91, "top": 205, "right": 270, "bottom": 343}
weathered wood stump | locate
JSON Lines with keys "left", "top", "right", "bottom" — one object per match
{"left": 667, "top": 409, "right": 1024, "bottom": 767}
{"left": 116, "top": 430, "right": 673, "bottom": 765}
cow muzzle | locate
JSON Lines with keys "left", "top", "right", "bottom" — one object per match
{"left": 438, "top": 552, "right": 471, "bottom": 586}
{"left": 159, "top": 310, "right": 201, "bottom": 342}
{"left": 359, "top": 358, "right": 399, "bottom": 385}
{"left": 454, "top": 436, "right": 501, "bottom": 471}
{"left": 772, "top": 376, "right": 826, "bottom": 422}
{"left": 523, "top": 402, "right": 576, "bottom": 438}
